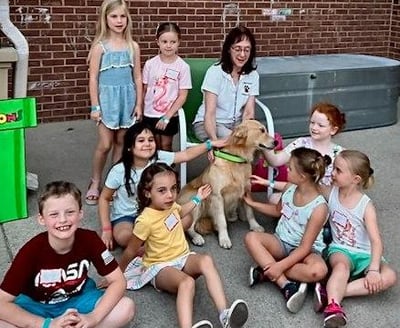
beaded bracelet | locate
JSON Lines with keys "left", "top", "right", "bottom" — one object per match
{"left": 205, "top": 139, "right": 212, "bottom": 151}
{"left": 366, "top": 269, "right": 380, "bottom": 274}
{"left": 90, "top": 105, "right": 101, "bottom": 112}
{"left": 269, "top": 180, "right": 275, "bottom": 189}
{"left": 42, "top": 318, "right": 52, "bottom": 328}
{"left": 102, "top": 226, "right": 112, "bottom": 232}
{"left": 191, "top": 195, "right": 202, "bottom": 206}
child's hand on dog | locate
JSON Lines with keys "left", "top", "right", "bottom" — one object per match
{"left": 249, "top": 174, "right": 269, "bottom": 186}
{"left": 207, "top": 137, "right": 229, "bottom": 162}
{"left": 197, "top": 184, "right": 212, "bottom": 200}
{"left": 243, "top": 191, "right": 254, "bottom": 206}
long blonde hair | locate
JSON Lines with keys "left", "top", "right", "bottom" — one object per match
{"left": 88, "top": 0, "right": 135, "bottom": 62}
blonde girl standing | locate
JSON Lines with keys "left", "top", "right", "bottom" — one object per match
{"left": 316, "top": 150, "right": 397, "bottom": 327}
{"left": 86, "top": 0, "right": 143, "bottom": 205}
{"left": 120, "top": 163, "right": 249, "bottom": 328}
{"left": 142, "top": 22, "right": 192, "bottom": 151}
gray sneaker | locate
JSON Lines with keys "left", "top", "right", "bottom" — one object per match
{"left": 220, "top": 299, "right": 249, "bottom": 328}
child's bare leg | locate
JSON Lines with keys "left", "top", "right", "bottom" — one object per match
{"left": 155, "top": 267, "right": 195, "bottom": 328}
{"left": 112, "top": 128, "right": 127, "bottom": 164}
{"left": 326, "top": 253, "right": 351, "bottom": 304}
{"left": 344, "top": 263, "right": 397, "bottom": 298}
{"left": 96, "top": 296, "right": 135, "bottom": 328}
{"left": 113, "top": 222, "right": 134, "bottom": 248}
{"left": 284, "top": 253, "right": 328, "bottom": 283}
{"left": 183, "top": 253, "right": 227, "bottom": 312}
{"left": 91, "top": 124, "right": 114, "bottom": 185}
{"left": 160, "top": 135, "right": 173, "bottom": 152}
{"left": 244, "top": 231, "right": 287, "bottom": 286}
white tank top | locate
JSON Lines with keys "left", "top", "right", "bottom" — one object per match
{"left": 328, "top": 186, "right": 371, "bottom": 253}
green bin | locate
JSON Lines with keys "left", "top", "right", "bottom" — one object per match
{"left": 0, "top": 97, "right": 37, "bottom": 223}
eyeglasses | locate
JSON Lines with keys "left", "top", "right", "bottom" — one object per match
{"left": 231, "top": 46, "right": 251, "bottom": 54}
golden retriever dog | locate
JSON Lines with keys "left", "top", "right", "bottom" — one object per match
{"left": 178, "top": 120, "right": 276, "bottom": 249}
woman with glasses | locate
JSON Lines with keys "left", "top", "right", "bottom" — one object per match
{"left": 193, "top": 25, "right": 259, "bottom": 141}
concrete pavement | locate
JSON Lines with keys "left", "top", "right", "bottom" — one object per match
{"left": 0, "top": 108, "right": 399, "bottom": 327}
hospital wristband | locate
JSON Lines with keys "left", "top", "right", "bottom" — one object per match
{"left": 205, "top": 139, "right": 212, "bottom": 151}
{"left": 160, "top": 116, "right": 170, "bottom": 124}
{"left": 42, "top": 318, "right": 52, "bottom": 328}
{"left": 90, "top": 105, "right": 101, "bottom": 112}
{"left": 191, "top": 195, "right": 202, "bottom": 206}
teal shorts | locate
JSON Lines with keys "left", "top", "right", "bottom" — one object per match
{"left": 14, "top": 278, "right": 104, "bottom": 318}
{"left": 326, "top": 244, "right": 385, "bottom": 279}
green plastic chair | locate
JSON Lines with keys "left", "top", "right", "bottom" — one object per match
{"left": 178, "top": 58, "right": 275, "bottom": 197}
{"left": 0, "top": 97, "right": 37, "bottom": 223}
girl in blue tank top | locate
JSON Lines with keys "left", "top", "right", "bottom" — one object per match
{"left": 243, "top": 147, "right": 331, "bottom": 314}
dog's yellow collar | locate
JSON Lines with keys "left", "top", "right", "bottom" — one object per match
{"left": 213, "top": 149, "right": 248, "bottom": 163}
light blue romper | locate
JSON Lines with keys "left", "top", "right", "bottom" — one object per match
{"left": 98, "top": 41, "right": 136, "bottom": 129}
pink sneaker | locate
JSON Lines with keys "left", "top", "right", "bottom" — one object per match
{"left": 313, "top": 282, "right": 328, "bottom": 312}
{"left": 323, "top": 300, "right": 348, "bottom": 328}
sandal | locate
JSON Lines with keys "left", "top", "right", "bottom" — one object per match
{"left": 85, "top": 179, "right": 100, "bottom": 206}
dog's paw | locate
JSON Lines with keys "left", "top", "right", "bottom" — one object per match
{"left": 191, "top": 234, "right": 205, "bottom": 246}
{"left": 218, "top": 232, "right": 232, "bottom": 249}
{"left": 250, "top": 223, "right": 265, "bottom": 232}
{"left": 219, "top": 238, "right": 232, "bottom": 249}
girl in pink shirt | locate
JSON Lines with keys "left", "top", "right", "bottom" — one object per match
{"left": 141, "top": 22, "right": 192, "bottom": 151}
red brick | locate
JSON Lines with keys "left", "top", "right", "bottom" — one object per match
{"left": 0, "top": 0, "right": 396, "bottom": 121}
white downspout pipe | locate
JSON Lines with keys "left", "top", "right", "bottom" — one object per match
{"left": 0, "top": 0, "right": 29, "bottom": 97}
{"left": 0, "top": 1, "right": 37, "bottom": 191}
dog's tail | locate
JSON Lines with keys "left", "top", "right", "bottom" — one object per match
{"left": 195, "top": 216, "right": 214, "bottom": 235}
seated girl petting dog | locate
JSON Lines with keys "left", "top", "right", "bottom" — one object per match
{"left": 98, "top": 121, "right": 226, "bottom": 250}
{"left": 118, "top": 163, "right": 249, "bottom": 328}
{"left": 315, "top": 150, "right": 397, "bottom": 328}
{"left": 243, "top": 147, "right": 331, "bottom": 314}
{"left": 261, "top": 102, "right": 346, "bottom": 204}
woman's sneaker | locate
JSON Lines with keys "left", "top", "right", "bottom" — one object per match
{"left": 249, "top": 266, "right": 264, "bottom": 287}
{"left": 220, "top": 299, "right": 249, "bottom": 328}
{"left": 281, "top": 281, "right": 308, "bottom": 313}
{"left": 192, "top": 320, "right": 213, "bottom": 328}
{"left": 323, "top": 300, "right": 347, "bottom": 328}
{"left": 313, "top": 282, "right": 328, "bottom": 312}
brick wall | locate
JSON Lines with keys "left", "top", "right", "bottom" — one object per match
{"left": 0, "top": 0, "right": 399, "bottom": 122}
{"left": 390, "top": 1, "right": 400, "bottom": 59}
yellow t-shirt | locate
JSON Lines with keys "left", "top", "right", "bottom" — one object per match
{"left": 133, "top": 202, "right": 190, "bottom": 267}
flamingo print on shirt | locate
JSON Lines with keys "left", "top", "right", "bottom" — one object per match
{"left": 153, "top": 76, "right": 173, "bottom": 113}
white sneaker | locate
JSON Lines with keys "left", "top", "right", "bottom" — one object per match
{"left": 220, "top": 299, "right": 249, "bottom": 328}
{"left": 192, "top": 320, "right": 213, "bottom": 328}
{"left": 283, "top": 282, "right": 308, "bottom": 313}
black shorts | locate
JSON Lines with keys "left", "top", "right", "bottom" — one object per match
{"left": 142, "top": 116, "right": 179, "bottom": 136}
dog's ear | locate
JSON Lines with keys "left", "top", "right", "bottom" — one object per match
{"left": 232, "top": 124, "right": 248, "bottom": 144}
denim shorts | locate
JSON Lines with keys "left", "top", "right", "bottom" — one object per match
{"left": 111, "top": 215, "right": 138, "bottom": 227}
{"left": 275, "top": 233, "right": 322, "bottom": 257}
{"left": 14, "top": 278, "right": 104, "bottom": 318}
